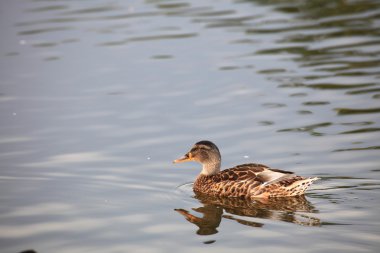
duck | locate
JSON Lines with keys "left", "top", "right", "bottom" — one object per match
{"left": 173, "top": 140, "right": 319, "bottom": 199}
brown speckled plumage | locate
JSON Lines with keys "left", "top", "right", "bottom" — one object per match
{"left": 174, "top": 141, "right": 319, "bottom": 199}
{"left": 193, "top": 163, "right": 318, "bottom": 199}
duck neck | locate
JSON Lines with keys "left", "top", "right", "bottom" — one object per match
{"left": 201, "top": 161, "right": 221, "bottom": 176}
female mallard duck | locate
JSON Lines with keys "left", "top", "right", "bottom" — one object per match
{"left": 173, "top": 140, "right": 319, "bottom": 199}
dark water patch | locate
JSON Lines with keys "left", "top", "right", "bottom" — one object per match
{"left": 203, "top": 240, "right": 216, "bottom": 244}
{"left": 247, "top": 24, "right": 319, "bottom": 34}
{"left": 297, "top": 110, "right": 313, "bottom": 115}
{"left": 18, "top": 26, "right": 72, "bottom": 35}
{"left": 258, "top": 68, "right": 287, "bottom": 74}
{"left": 31, "top": 42, "right": 58, "bottom": 48}
{"left": 15, "top": 11, "right": 161, "bottom": 27}
{"left": 373, "top": 94, "right": 380, "bottom": 99}
{"left": 193, "top": 15, "right": 256, "bottom": 24}
{"left": 302, "top": 101, "right": 330, "bottom": 106}
{"left": 262, "top": 102, "right": 286, "bottom": 108}
{"left": 60, "top": 5, "right": 121, "bottom": 15}
{"left": 307, "top": 83, "right": 375, "bottom": 90}
{"left": 230, "top": 38, "right": 258, "bottom": 44}
{"left": 158, "top": 6, "right": 218, "bottom": 17}
{"left": 340, "top": 128, "right": 380, "bottom": 134}
{"left": 278, "top": 122, "right": 332, "bottom": 136}
{"left": 346, "top": 88, "right": 380, "bottom": 95}
{"left": 278, "top": 82, "right": 305, "bottom": 88}
{"left": 98, "top": 39, "right": 126, "bottom": 47}
{"left": 289, "top": 92, "right": 308, "bottom": 97}
{"left": 90, "top": 11, "right": 162, "bottom": 21}
{"left": 44, "top": 56, "right": 60, "bottom": 61}
{"left": 340, "top": 121, "right": 373, "bottom": 126}
{"left": 219, "top": 66, "right": 239, "bottom": 71}
{"left": 157, "top": 26, "right": 181, "bottom": 31}
{"left": 100, "top": 33, "right": 197, "bottom": 46}
{"left": 318, "top": 39, "right": 380, "bottom": 51}
{"left": 5, "top": 52, "right": 19, "bottom": 56}
{"left": 205, "top": 22, "right": 245, "bottom": 28}
{"left": 314, "top": 59, "right": 380, "bottom": 72}
{"left": 256, "top": 46, "right": 308, "bottom": 55}
{"left": 303, "top": 2, "right": 380, "bottom": 19}
{"left": 151, "top": 55, "right": 173, "bottom": 60}
{"left": 195, "top": 15, "right": 258, "bottom": 28}
{"left": 219, "top": 64, "right": 254, "bottom": 71}
{"left": 335, "top": 107, "right": 380, "bottom": 115}
{"left": 16, "top": 18, "right": 83, "bottom": 26}
{"left": 334, "top": 146, "right": 380, "bottom": 152}
{"left": 281, "top": 28, "right": 380, "bottom": 44}
{"left": 26, "top": 5, "right": 68, "bottom": 13}
{"left": 320, "top": 222, "right": 351, "bottom": 226}
{"left": 184, "top": 9, "right": 236, "bottom": 17}
{"left": 258, "top": 120, "right": 274, "bottom": 126}
{"left": 157, "top": 3, "right": 191, "bottom": 9}
{"left": 336, "top": 70, "right": 380, "bottom": 77}
{"left": 347, "top": 55, "right": 380, "bottom": 68}
{"left": 356, "top": 187, "right": 380, "bottom": 191}
{"left": 275, "top": 6, "right": 301, "bottom": 14}
{"left": 18, "top": 249, "right": 37, "bottom": 253}
{"left": 355, "top": 181, "right": 380, "bottom": 189}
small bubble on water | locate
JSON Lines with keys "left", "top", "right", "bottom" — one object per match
{"left": 147, "top": 157, "right": 151, "bottom": 160}
{"left": 243, "top": 155, "right": 249, "bottom": 159}
{"left": 12, "top": 112, "right": 17, "bottom": 116}
{"left": 19, "top": 40, "right": 26, "bottom": 45}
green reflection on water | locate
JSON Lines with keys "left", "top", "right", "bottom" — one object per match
{"left": 335, "top": 107, "right": 380, "bottom": 115}
{"left": 278, "top": 122, "right": 332, "bottom": 136}
{"left": 340, "top": 128, "right": 380, "bottom": 134}
{"left": 334, "top": 146, "right": 380, "bottom": 152}
{"left": 308, "top": 83, "right": 376, "bottom": 90}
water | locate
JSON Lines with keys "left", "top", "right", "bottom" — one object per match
{"left": 0, "top": 0, "right": 379, "bottom": 252}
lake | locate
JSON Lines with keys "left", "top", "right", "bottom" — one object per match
{"left": 0, "top": 0, "right": 379, "bottom": 252}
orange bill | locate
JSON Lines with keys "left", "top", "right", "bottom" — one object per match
{"left": 173, "top": 152, "right": 193, "bottom": 164}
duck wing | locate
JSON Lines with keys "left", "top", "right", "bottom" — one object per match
{"left": 196, "top": 163, "right": 317, "bottom": 198}
{"left": 216, "top": 163, "right": 295, "bottom": 185}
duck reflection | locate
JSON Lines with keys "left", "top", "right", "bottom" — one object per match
{"left": 175, "top": 193, "right": 320, "bottom": 235}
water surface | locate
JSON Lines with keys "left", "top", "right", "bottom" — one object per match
{"left": 1, "top": 0, "right": 379, "bottom": 252}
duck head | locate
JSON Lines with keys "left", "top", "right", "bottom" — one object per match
{"left": 173, "top": 140, "right": 222, "bottom": 176}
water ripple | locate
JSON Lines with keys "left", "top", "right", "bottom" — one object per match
{"left": 99, "top": 33, "right": 198, "bottom": 46}
{"left": 1, "top": 0, "right": 380, "bottom": 252}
